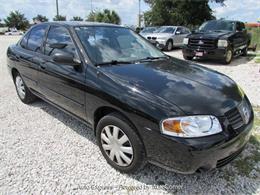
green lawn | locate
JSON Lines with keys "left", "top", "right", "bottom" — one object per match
{"left": 247, "top": 27, "right": 260, "bottom": 51}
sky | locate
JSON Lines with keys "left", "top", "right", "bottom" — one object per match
{"left": 0, "top": 0, "right": 259, "bottom": 25}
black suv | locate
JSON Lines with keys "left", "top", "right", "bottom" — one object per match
{"left": 182, "top": 20, "right": 251, "bottom": 64}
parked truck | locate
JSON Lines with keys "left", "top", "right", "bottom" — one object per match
{"left": 182, "top": 20, "right": 251, "bottom": 64}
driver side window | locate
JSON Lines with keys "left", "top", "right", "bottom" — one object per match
{"left": 44, "top": 26, "right": 77, "bottom": 57}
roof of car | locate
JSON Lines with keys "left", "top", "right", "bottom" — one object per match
{"left": 215, "top": 19, "right": 240, "bottom": 23}
{"left": 38, "top": 21, "right": 122, "bottom": 27}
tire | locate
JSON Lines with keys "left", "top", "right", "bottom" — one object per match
{"left": 183, "top": 55, "right": 193, "bottom": 61}
{"left": 96, "top": 112, "right": 146, "bottom": 173}
{"left": 241, "top": 46, "right": 248, "bottom": 56}
{"left": 14, "top": 72, "right": 37, "bottom": 104}
{"left": 164, "top": 40, "right": 173, "bottom": 51}
{"left": 222, "top": 46, "right": 233, "bottom": 64}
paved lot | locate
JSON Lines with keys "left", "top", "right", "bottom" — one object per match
{"left": 0, "top": 36, "right": 259, "bottom": 194}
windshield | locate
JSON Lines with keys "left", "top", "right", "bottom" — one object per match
{"left": 75, "top": 26, "right": 165, "bottom": 65}
{"left": 140, "top": 27, "right": 157, "bottom": 33}
{"left": 199, "top": 20, "right": 235, "bottom": 32}
{"left": 155, "top": 26, "right": 176, "bottom": 33}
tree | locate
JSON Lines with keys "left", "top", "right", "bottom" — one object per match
{"left": 0, "top": 18, "right": 4, "bottom": 27}
{"left": 53, "top": 15, "right": 66, "bottom": 21}
{"left": 33, "top": 14, "right": 48, "bottom": 23}
{"left": 4, "top": 11, "right": 29, "bottom": 30}
{"left": 143, "top": 0, "right": 225, "bottom": 27}
{"left": 71, "top": 16, "right": 83, "bottom": 21}
{"left": 86, "top": 9, "right": 121, "bottom": 24}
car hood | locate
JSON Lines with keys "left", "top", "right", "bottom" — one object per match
{"left": 145, "top": 33, "right": 172, "bottom": 39}
{"left": 188, "top": 31, "right": 232, "bottom": 40}
{"left": 100, "top": 58, "right": 243, "bottom": 116}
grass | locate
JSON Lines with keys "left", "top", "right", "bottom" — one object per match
{"left": 232, "top": 107, "right": 260, "bottom": 177}
{"left": 255, "top": 58, "right": 260, "bottom": 63}
{"left": 233, "top": 150, "right": 260, "bottom": 177}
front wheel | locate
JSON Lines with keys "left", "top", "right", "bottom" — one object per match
{"left": 165, "top": 40, "right": 173, "bottom": 51}
{"left": 14, "top": 72, "right": 37, "bottom": 104}
{"left": 222, "top": 47, "right": 233, "bottom": 64}
{"left": 183, "top": 55, "right": 193, "bottom": 61}
{"left": 96, "top": 113, "right": 146, "bottom": 173}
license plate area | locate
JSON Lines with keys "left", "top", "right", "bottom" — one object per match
{"left": 195, "top": 51, "right": 204, "bottom": 57}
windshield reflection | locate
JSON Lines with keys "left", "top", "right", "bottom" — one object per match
{"left": 75, "top": 26, "right": 165, "bottom": 65}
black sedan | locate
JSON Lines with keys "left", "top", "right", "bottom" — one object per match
{"left": 7, "top": 22, "right": 254, "bottom": 174}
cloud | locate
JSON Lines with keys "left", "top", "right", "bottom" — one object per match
{"left": 211, "top": 0, "right": 260, "bottom": 22}
{"left": 0, "top": 0, "right": 149, "bottom": 25}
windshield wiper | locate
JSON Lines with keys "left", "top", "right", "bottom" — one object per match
{"left": 96, "top": 60, "right": 133, "bottom": 66}
{"left": 213, "top": 30, "right": 226, "bottom": 32}
{"left": 137, "top": 56, "right": 169, "bottom": 62}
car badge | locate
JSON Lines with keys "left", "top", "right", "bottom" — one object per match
{"left": 198, "top": 40, "right": 204, "bottom": 44}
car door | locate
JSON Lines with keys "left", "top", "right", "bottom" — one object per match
{"left": 37, "top": 25, "right": 86, "bottom": 119}
{"left": 15, "top": 24, "right": 48, "bottom": 92}
{"left": 179, "top": 27, "right": 190, "bottom": 46}
{"left": 239, "top": 22, "right": 248, "bottom": 48}
{"left": 233, "top": 22, "right": 246, "bottom": 51}
{"left": 174, "top": 27, "right": 188, "bottom": 46}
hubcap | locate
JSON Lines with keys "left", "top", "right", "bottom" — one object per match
{"left": 15, "top": 76, "right": 25, "bottom": 99}
{"left": 101, "top": 125, "right": 133, "bottom": 167}
{"left": 226, "top": 49, "right": 232, "bottom": 62}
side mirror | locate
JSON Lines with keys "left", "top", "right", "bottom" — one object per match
{"left": 52, "top": 52, "right": 81, "bottom": 66}
{"left": 175, "top": 31, "right": 181, "bottom": 35}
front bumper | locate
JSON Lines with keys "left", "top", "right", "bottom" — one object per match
{"left": 182, "top": 46, "right": 227, "bottom": 60}
{"left": 147, "top": 39, "right": 167, "bottom": 49}
{"left": 142, "top": 106, "right": 254, "bottom": 174}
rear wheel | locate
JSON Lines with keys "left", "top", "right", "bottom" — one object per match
{"left": 96, "top": 113, "right": 146, "bottom": 173}
{"left": 14, "top": 72, "right": 37, "bottom": 104}
{"left": 241, "top": 46, "right": 248, "bottom": 56}
{"left": 222, "top": 47, "right": 233, "bottom": 64}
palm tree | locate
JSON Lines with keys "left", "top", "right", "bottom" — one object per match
{"left": 4, "top": 11, "right": 29, "bottom": 30}
{"left": 86, "top": 9, "right": 121, "bottom": 24}
{"left": 53, "top": 15, "right": 66, "bottom": 21}
{"left": 71, "top": 16, "right": 83, "bottom": 21}
{"left": 33, "top": 14, "right": 48, "bottom": 23}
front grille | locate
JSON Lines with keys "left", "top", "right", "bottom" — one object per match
{"left": 216, "top": 147, "right": 244, "bottom": 168}
{"left": 188, "top": 38, "right": 216, "bottom": 49}
{"left": 225, "top": 107, "right": 244, "bottom": 130}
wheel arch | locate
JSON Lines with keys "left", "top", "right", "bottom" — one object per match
{"left": 11, "top": 68, "right": 19, "bottom": 81}
{"left": 93, "top": 106, "right": 140, "bottom": 137}
{"left": 93, "top": 105, "right": 147, "bottom": 157}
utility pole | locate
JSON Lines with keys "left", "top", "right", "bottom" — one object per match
{"left": 56, "top": 0, "right": 59, "bottom": 17}
{"left": 138, "top": 0, "right": 141, "bottom": 28}
{"left": 91, "top": 0, "right": 93, "bottom": 13}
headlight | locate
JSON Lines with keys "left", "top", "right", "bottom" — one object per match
{"left": 217, "top": 40, "right": 228, "bottom": 48}
{"left": 183, "top": 38, "right": 189, "bottom": 45}
{"left": 161, "top": 115, "right": 222, "bottom": 138}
